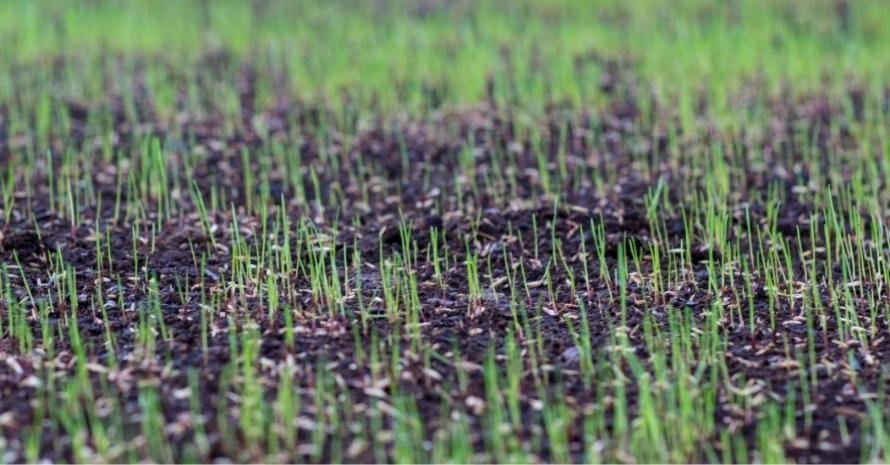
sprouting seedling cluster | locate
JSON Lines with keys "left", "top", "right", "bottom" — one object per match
{"left": 2, "top": 1, "right": 890, "bottom": 463}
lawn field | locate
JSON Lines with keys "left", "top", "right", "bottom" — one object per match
{"left": 2, "top": 1, "right": 890, "bottom": 463}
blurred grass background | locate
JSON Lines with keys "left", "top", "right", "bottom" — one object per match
{"left": 0, "top": 0, "right": 886, "bottom": 114}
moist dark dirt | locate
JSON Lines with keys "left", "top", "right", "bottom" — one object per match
{"left": 1, "top": 59, "right": 889, "bottom": 463}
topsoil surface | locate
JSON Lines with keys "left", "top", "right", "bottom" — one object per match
{"left": 1, "top": 59, "right": 889, "bottom": 463}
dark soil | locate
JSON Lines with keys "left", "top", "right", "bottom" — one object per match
{"left": 1, "top": 58, "right": 889, "bottom": 463}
